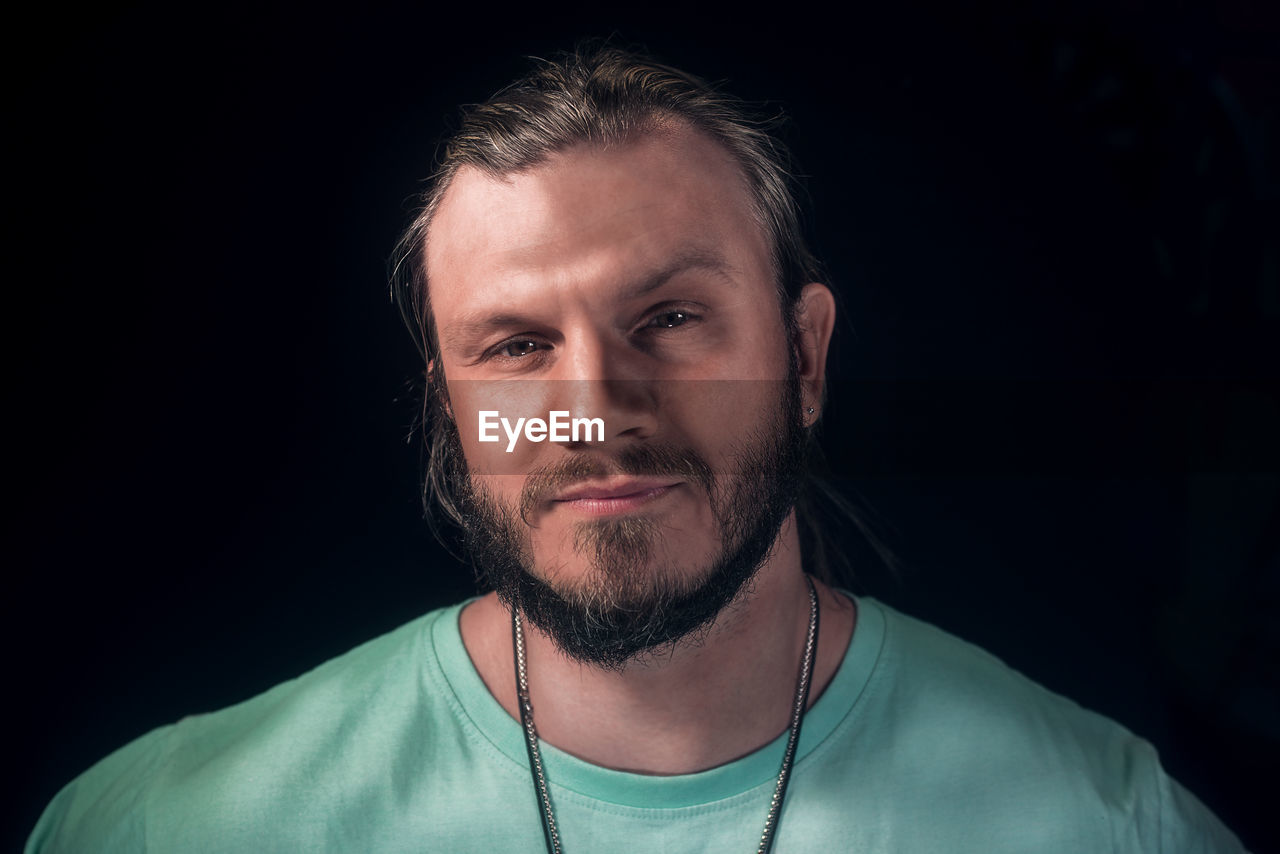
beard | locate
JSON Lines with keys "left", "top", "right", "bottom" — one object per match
{"left": 444, "top": 377, "right": 808, "bottom": 669}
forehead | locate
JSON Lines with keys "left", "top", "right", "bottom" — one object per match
{"left": 424, "top": 126, "right": 773, "bottom": 326}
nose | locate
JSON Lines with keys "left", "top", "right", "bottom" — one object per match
{"left": 553, "top": 328, "right": 658, "bottom": 448}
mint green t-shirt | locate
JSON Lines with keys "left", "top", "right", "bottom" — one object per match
{"left": 28, "top": 598, "right": 1246, "bottom": 852}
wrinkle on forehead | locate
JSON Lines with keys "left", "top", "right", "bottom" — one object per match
{"left": 424, "top": 124, "right": 768, "bottom": 295}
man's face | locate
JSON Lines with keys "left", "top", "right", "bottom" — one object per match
{"left": 427, "top": 125, "right": 807, "bottom": 665}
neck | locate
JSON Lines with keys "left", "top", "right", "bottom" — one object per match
{"left": 459, "top": 513, "right": 856, "bottom": 775}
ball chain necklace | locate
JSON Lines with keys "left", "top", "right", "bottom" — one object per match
{"left": 511, "top": 575, "right": 820, "bottom": 854}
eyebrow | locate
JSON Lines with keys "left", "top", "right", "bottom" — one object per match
{"left": 439, "top": 248, "right": 737, "bottom": 352}
{"left": 622, "top": 248, "right": 736, "bottom": 300}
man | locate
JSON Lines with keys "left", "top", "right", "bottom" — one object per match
{"left": 28, "top": 45, "right": 1245, "bottom": 853}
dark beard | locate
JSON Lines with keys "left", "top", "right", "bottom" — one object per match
{"left": 446, "top": 379, "right": 808, "bottom": 669}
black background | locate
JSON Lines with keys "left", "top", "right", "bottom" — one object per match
{"left": 11, "top": 2, "right": 1277, "bottom": 850}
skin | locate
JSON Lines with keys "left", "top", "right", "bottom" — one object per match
{"left": 427, "top": 123, "right": 855, "bottom": 775}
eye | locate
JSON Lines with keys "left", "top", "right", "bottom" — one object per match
{"left": 497, "top": 339, "right": 543, "bottom": 358}
{"left": 645, "top": 310, "right": 691, "bottom": 329}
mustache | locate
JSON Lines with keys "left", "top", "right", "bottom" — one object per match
{"left": 518, "top": 444, "right": 716, "bottom": 522}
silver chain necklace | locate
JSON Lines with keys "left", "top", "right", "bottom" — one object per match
{"left": 512, "top": 575, "right": 820, "bottom": 854}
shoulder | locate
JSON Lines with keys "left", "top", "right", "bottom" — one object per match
{"left": 849, "top": 599, "right": 1246, "bottom": 852}
{"left": 869, "top": 600, "right": 1126, "bottom": 752}
{"left": 867, "top": 601, "right": 1155, "bottom": 803}
{"left": 26, "top": 605, "right": 463, "bottom": 853}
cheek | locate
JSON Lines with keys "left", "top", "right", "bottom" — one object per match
{"left": 656, "top": 377, "right": 788, "bottom": 462}
{"left": 688, "top": 294, "right": 793, "bottom": 381}
{"left": 449, "top": 380, "right": 556, "bottom": 477}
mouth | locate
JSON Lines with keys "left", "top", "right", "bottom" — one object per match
{"left": 551, "top": 477, "right": 682, "bottom": 517}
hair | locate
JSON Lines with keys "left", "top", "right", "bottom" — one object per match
{"left": 389, "top": 43, "right": 892, "bottom": 586}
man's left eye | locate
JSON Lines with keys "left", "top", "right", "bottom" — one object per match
{"left": 499, "top": 339, "right": 542, "bottom": 358}
{"left": 646, "top": 311, "right": 689, "bottom": 329}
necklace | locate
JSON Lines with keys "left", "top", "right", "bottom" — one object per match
{"left": 511, "top": 575, "right": 820, "bottom": 854}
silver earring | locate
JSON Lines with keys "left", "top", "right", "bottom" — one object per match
{"left": 806, "top": 407, "right": 815, "bottom": 415}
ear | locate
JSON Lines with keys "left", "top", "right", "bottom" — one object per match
{"left": 792, "top": 283, "right": 836, "bottom": 422}
{"left": 427, "top": 359, "right": 454, "bottom": 420}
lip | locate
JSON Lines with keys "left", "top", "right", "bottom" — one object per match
{"left": 551, "top": 477, "right": 682, "bottom": 516}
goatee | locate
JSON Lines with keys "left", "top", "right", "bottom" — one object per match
{"left": 448, "top": 379, "right": 808, "bottom": 668}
